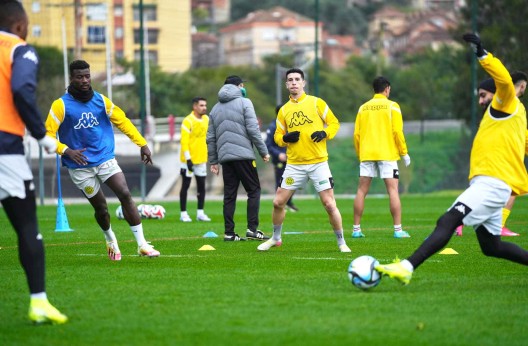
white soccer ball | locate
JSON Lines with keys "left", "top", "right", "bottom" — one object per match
{"left": 137, "top": 204, "right": 151, "bottom": 219}
{"left": 149, "top": 205, "right": 166, "bottom": 219}
{"left": 115, "top": 205, "right": 124, "bottom": 220}
{"left": 348, "top": 255, "right": 382, "bottom": 290}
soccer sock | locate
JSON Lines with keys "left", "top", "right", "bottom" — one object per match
{"left": 181, "top": 211, "right": 189, "bottom": 217}
{"left": 273, "top": 224, "right": 282, "bottom": 241}
{"left": 334, "top": 229, "right": 346, "bottom": 246}
{"left": 400, "top": 259, "right": 414, "bottom": 272}
{"left": 130, "top": 224, "right": 147, "bottom": 246}
{"left": 197, "top": 209, "right": 205, "bottom": 217}
{"left": 102, "top": 227, "right": 117, "bottom": 242}
{"left": 502, "top": 208, "right": 511, "bottom": 228}
{"left": 394, "top": 224, "right": 403, "bottom": 233}
{"left": 353, "top": 225, "right": 361, "bottom": 233}
{"left": 30, "top": 292, "right": 47, "bottom": 301}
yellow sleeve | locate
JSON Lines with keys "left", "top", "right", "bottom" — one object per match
{"left": 479, "top": 53, "right": 517, "bottom": 114}
{"left": 274, "top": 107, "right": 287, "bottom": 147}
{"left": 44, "top": 99, "right": 69, "bottom": 155}
{"left": 316, "top": 98, "right": 340, "bottom": 139}
{"left": 525, "top": 129, "right": 528, "bottom": 155}
{"left": 105, "top": 96, "right": 147, "bottom": 147}
{"left": 353, "top": 110, "right": 361, "bottom": 158}
{"left": 180, "top": 115, "right": 192, "bottom": 159}
{"left": 391, "top": 102, "right": 408, "bottom": 156}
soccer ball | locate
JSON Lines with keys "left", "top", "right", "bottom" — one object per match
{"left": 137, "top": 204, "right": 152, "bottom": 218}
{"left": 347, "top": 255, "right": 382, "bottom": 290}
{"left": 149, "top": 205, "right": 166, "bottom": 219}
{"left": 115, "top": 205, "right": 125, "bottom": 220}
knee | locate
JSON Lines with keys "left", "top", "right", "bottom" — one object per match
{"left": 273, "top": 197, "right": 286, "bottom": 209}
{"left": 94, "top": 204, "right": 109, "bottom": 219}
{"left": 116, "top": 188, "right": 132, "bottom": 202}
{"left": 322, "top": 199, "right": 337, "bottom": 214}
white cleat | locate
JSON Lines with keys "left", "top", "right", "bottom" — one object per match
{"left": 257, "top": 238, "right": 282, "bottom": 251}
{"left": 339, "top": 244, "right": 352, "bottom": 253}
{"left": 138, "top": 242, "right": 160, "bottom": 257}
{"left": 197, "top": 214, "right": 211, "bottom": 222}
{"left": 106, "top": 241, "right": 122, "bottom": 261}
{"left": 180, "top": 214, "right": 192, "bottom": 222}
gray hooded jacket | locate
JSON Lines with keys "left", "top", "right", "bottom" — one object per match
{"left": 207, "top": 84, "right": 268, "bottom": 164}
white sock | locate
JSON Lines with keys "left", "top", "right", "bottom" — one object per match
{"left": 401, "top": 259, "right": 414, "bottom": 272}
{"left": 394, "top": 224, "right": 403, "bottom": 232}
{"left": 181, "top": 211, "right": 188, "bottom": 217}
{"left": 102, "top": 226, "right": 117, "bottom": 242}
{"left": 334, "top": 229, "right": 346, "bottom": 246}
{"left": 130, "top": 224, "right": 147, "bottom": 246}
{"left": 197, "top": 209, "right": 205, "bottom": 217}
{"left": 30, "top": 292, "right": 47, "bottom": 300}
{"left": 273, "top": 224, "right": 282, "bottom": 241}
{"left": 353, "top": 225, "right": 361, "bottom": 232}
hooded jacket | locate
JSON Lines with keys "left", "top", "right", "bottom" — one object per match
{"left": 207, "top": 84, "right": 268, "bottom": 164}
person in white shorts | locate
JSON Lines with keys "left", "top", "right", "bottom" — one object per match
{"left": 45, "top": 60, "right": 160, "bottom": 261}
{"left": 257, "top": 68, "right": 351, "bottom": 253}
{"left": 353, "top": 76, "right": 411, "bottom": 239}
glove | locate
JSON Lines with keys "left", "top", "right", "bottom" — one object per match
{"left": 402, "top": 154, "right": 411, "bottom": 167}
{"left": 186, "top": 159, "right": 194, "bottom": 172}
{"left": 38, "top": 136, "right": 57, "bottom": 154}
{"left": 283, "top": 131, "right": 300, "bottom": 143}
{"left": 310, "top": 131, "right": 327, "bottom": 143}
{"left": 462, "top": 33, "right": 487, "bottom": 58}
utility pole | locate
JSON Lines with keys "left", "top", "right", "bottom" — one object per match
{"left": 314, "top": 0, "right": 319, "bottom": 96}
{"left": 139, "top": 0, "right": 147, "bottom": 201}
{"left": 470, "top": 0, "right": 478, "bottom": 135}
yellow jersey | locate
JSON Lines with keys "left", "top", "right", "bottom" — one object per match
{"left": 469, "top": 53, "right": 528, "bottom": 195}
{"left": 354, "top": 94, "right": 408, "bottom": 161}
{"left": 274, "top": 93, "right": 339, "bottom": 165}
{"left": 179, "top": 111, "right": 209, "bottom": 164}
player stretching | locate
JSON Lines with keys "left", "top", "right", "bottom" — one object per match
{"left": 376, "top": 33, "right": 528, "bottom": 284}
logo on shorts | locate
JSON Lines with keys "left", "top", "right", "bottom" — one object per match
{"left": 74, "top": 112, "right": 99, "bottom": 129}
{"left": 285, "top": 177, "right": 295, "bottom": 185}
{"left": 319, "top": 179, "right": 328, "bottom": 185}
{"left": 84, "top": 186, "right": 94, "bottom": 195}
{"left": 452, "top": 202, "right": 471, "bottom": 216}
{"left": 252, "top": 160, "right": 256, "bottom": 168}
{"left": 289, "top": 111, "right": 313, "bottom": 127}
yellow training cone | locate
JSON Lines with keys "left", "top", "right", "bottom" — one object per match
{"left": 199, "top": 245, "right": 216, "bottom": 251}
{"left": 439, "top": 248, "right": 458, "bottom": 255}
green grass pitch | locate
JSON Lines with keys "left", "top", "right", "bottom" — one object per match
{"left": 1, "top": 194, "right": 527, "bottom": 345}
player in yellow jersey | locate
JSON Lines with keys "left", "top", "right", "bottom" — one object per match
{"left": 352, "top": 76, "right": 411, "bottom": 239}
{"left": 179, "top": 97, "right": 211, "bottom": 222}
{"left": 376, "top": 33, "right": 528, "bottom": 285}
{"left": 257, "top": 68, "right": 351, "bottom": 253}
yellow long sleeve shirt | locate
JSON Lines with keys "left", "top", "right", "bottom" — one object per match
{"left": 179, "top": 111, "right": 209, "bottom": 164}
{"left": 274, "top": 93, "right": 339, "bottom": 165}
{"left": 354, "top": 94, "right": 408, "bottom": 162}
{"left": 469, "top": 53, "right": 528, "bottom": 195}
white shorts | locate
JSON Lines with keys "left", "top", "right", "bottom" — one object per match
{"left": 359, "top": 161, "right": 399, "bottom": 179}
{"left": 68, "top": 158, "right": 122, "bottom": 198}
{"left": 450, "top": 176, "right": 511, "bottom": 236}
{"left": 0, "top": 155, "right": 34, "bottom": 200}
{"left": 180, "top": 162, "right": 207, "bottom": 178}
{"left": 280, "top": 162, "right": 334, "bottom": 193}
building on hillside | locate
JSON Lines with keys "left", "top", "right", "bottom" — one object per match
{"left": 412, "top": 0, "right": 467, "bottom": 10}
{"left": 192, "top": 32, "right": 219, "bottom": 68}
{"left": 192, "top": 0, "right": 231, "bottom": 25}
{"left": 323, "top": 33, "right": 361, "bottom": 69}
{"left": 23, "top": 0, "right": 191, "bottom": 76}
{"left": 368, "top": 6, "right": 460, "bottom": 65}
{"left": 219, "top": 6, "right": 322, "bottom": 67}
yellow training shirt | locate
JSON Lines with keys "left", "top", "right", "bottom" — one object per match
{"left": 274, "top": 93, "right": 339, "bottom": 165}
{"left": 354, "top": 94, "right": 408, "bottom": 161}
{"left": 469, "top": 53, "right": 528, "bottom": 195}
{"left": 179, "top": 111, "right": 209, "bottom": 164}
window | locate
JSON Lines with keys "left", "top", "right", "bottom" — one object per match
{"left": 115, "top": 50, "right": 124, "bottom": 59}
{"left": 86, "top": 4, "right": 107, "bottom": 21}
{"left": 32, "top": 2, "right": 40, "bottom": 13}
{"left": 133, "top": 29, "right": 159, "bottom": 45}
{"left": 134, "top": 50, "right": 158, "bottom": 64}
{"left": 32, "top": 25, "right": 41, "bottom": 38}
{"left": 87, "top": 26, "right": 106, "bottom": 44}
{"left": 133, "top": 5, "right": 157, "bottom": 21}
{"left": 114, "top": 5, "right": 123, "bottom": 17}
{"left": 115, "top": 27, "right": 124, "bottom": 39}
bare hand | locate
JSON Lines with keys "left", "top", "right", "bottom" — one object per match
{"left": 278, "top": 153, "right": 287, "bottom": 162}
{"left": 64, "top": 148, "right": 88, "bottom": 165}
{"left": 262, "top": 154, "right": 270, "bottom": 162}
{"left": 141, "top": 145, "right": 153, "bottom": 165}
{"left": 210, "top": 164, "right": 219, "bottom": 175}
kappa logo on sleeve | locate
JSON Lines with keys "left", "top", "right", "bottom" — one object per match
{"left": 22, "top": 50, "right": 38, "bottom": 64}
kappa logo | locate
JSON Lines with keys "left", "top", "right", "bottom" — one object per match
{"left": 454, "top": 204, "right": 466, "bottom": 215}
{"left": 74, "top": 112, "right": 99, "bottom": 129}
{"left": 23, "top": 50, "right": 38, "bottom": 64}
{"left": 288, "top": 111, "right": 313, "bottom": 127}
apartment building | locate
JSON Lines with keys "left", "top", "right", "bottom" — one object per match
{"left": 23, "top": 0, "right": 191, "bottom": 75}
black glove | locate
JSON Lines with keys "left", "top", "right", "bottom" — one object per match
{"left": 462, "top": 33, "right": 486, "bottom": 58}
{"left": 310, "top": 131, "right": 327, "bottom": 143}
{"left": 283, "top": 131, "right": 300, "bottom": 143}
{"left": 186, "top": 159, "right": 194, "bottom": 172}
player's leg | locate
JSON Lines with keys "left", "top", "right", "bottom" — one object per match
{"left": 475, "top": 225, "right": 528, "bottom": 264}
{"left": 221, "top": 161, "right": 242, "bottom": 240}
{"left": 179, "top": 167, "right": 192, "bottom": 222}
{"left": 500, "top": 195, "right": 519, "bottom": 236}
{"left": 380, "top": 161, "right": 408, "bottom": 238}
{"left": 236, "top": 160, "right": 268, "bottom": 240}
{"left": 353, "top": 161, "right": 375, "bottom": 237}
{"left": 194, "top": 164, "right": 210, "bottom": 221}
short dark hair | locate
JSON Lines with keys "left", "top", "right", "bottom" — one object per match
{"left": 285, "top": 68, "right": 304, "bottom": 80}
{"left": 69, "top": 60, "right": 90, "bottom": 76}
{"left": 511, "top": 71, "right": 528, "bottom": 84}
{"left": 192, "top": 97, "right": 206, "bottom": 105}
{"left": 373, "top": 76, "right": 390, "bottom": 93}
{"left": 224, "top": 75, "right": 244, "bottom": 86}
{"left": 0, "top": 0, "right": 26, "bottom": 28}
